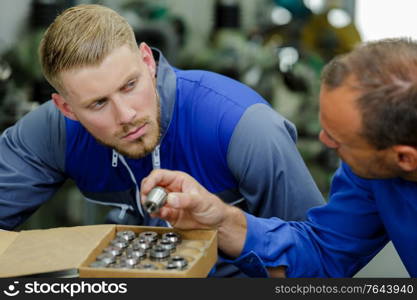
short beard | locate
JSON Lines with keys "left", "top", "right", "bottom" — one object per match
{"left": 115, "top": 123, "right": 161, "bottom": 159}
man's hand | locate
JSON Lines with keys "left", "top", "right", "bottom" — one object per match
{"left": 141, "top": 169, "right": 226, "bottom": 229}
{"left": 140, "top": 169, "right": 247, "bottom": 257}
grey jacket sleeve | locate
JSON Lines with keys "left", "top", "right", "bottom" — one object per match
{"left": 227, "top": 103, "right": 324, "bottom": 221}
{"left": 0, "top": 101, "right": 67, "bottom": 230}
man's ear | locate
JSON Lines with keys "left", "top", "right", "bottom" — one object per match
{"left": 138, "top": 42, "right": 156, "bottom": 77}
{"left": 52, "top": 93, "right": 78, "bottom": 121}
{"left": 393, "top": 145, "right": 417, "bottom": 172}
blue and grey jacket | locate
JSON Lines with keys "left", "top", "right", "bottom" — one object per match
{"left": 0, "top": 50, "right": 324, "bottom": 277}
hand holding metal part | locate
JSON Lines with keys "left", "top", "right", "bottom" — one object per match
{"left": 144, "top": 186, "right": 168, "bottom": 214}
{"left": 140, "top": 169, "right": 247, "bottom": 258}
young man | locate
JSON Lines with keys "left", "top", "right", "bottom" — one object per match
{"left": 141, "top": 38, "right": 417, "bottom": 277}
{"left": 0, "top": 5, "right": 324, "bottom": 277}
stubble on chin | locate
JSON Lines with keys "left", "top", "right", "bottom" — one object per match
{"left": 117, "top": 126, "right": 161, "bottom": 159}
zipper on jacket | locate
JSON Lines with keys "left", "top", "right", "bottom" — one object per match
{"left": 113, "top": 144, "right": 172, "bottom": 227}
{"left": 118, "top": 204, "right": 129, "bottom": 219}
{"left": 118, "top": 154, "right": 145, "bottom": 218}
{"left": 152, "top": 145, "right": 161, "bottom": 169}
{"left": 84, "top": 197, "right": 133, "bottom": 220}
{"left": 112, "top": 149, "right": 118, "bottom": 167}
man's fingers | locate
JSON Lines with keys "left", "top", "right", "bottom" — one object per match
{"left": 166, "top": 192, "right": 199, "bottom": 210}
{"left": 167, "top": 193, "right": 181, "bottom": 208}
{"left": 159, "top": 206, "right": 179, "bottom": 225}
{"left": 140, "top": 170, "right": 166, "bottom": 195}
{"left": 141, "top": 169, "right": 189, "bottom": 197}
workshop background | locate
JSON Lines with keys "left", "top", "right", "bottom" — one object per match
{"left": 0, "top": 0, "right": 412, "bottom": 277}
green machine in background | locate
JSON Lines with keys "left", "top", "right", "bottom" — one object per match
{"left": 179, "top": 0, "right": 362, "bottom": 196}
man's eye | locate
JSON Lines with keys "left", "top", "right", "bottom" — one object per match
{"left": 124, "top": 80, "right": 136, "bottom": 91}
{"left": 92, "top": 99, "right": 106, "bottom": 109}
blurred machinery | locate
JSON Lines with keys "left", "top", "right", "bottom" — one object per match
{"left": 259, "top": 0, "right": 362, "bottom": 192}
{"left": 121, "top": 0, "right": 186, "bottom": 64}
{"left": 4, "top": 0, "right": 74, "bottom": 105}
{"left": 1, "top": 0, "right": 76, "bottom": 134}
{"left": 1, "top": 0, "right": 82, "bottom": 230}
{"left": 179, "top": 0, "right": 361, "bottom": 194}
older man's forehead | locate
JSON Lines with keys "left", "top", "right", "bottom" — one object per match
{"left": 320, "top": 82, "right": 364, "bottom": 141}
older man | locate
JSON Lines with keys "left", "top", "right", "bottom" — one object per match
{"left": 141, "top": 38, "right": 417, "bottom": 277}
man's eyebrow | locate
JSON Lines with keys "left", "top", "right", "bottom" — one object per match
{"left": 81, "top": 72, "right": 140, "bottom": 106}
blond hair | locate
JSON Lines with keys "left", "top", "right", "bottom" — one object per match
{"left": 39, "top": 4, "right": 137, "bottom": 92}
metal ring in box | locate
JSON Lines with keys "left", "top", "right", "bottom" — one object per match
{"left": 96, "top": 252, "right": 116, "bottom": 265}
{"left": 136, "top": 263, "right": 158, "bottom": 270}
{"left": 110, "top": 237, "right": 129, "bottom": 249}
{"left": 161, "top": 232, "right": 182, "bottom": 245}
{"left": 110, "top": 262, "right": 133, "bottom": 269}
{"left": 138, "top": 231, "right": 158, "bottom": 244}
{"left": 149, "top": 244, "right": 171, "bottom": 260}
{"left": 103, "top": 245, "right": 123, "bottom": 256}
{"left": 157, "top": 238, "right": 176, "bottom": 253}
{"left": 119, "top": 256, "right": 139, "bottom": 267}
{"left": 116, "top": 230, "right": 136, "bottom": 241}
{"left": 166, "top": 255, "right": 188, "bottom": 270}
{"left": 89, "top": 260, "right": 109, "bottom": 268}
{"left": 131, "top": 238, "right": 152, "bottom": 252}
{"left": 124, "top": 248, "right": 146, "bottom": 260}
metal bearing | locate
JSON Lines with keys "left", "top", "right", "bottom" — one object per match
{"left": 119, "top": 256, "right": 139, "bottom": 267}
{"left": 103, "top": 245, "right": 123, "bottom": 256}
{"left": 138, "top": 231, "right": 158, "bottom": 244}
{"left": 96, "top": 252, "right": 116, "bottom": 265}
{"left": 136, "top": 263, "right": 158, "bottom": 270}
{"left": 157, "top": 238, "right": 176, "bottom": 252}
{"left": 149, "top": 244, "right": 171, "bottom": 260}
{"left": 110, "top": 262, "right": 133, "bottom": 269}
{"left": 110, "top": 237, "right": 129, "bottom": 249}
{"left": 131, "top": 238, "right": 152, "bottom": 251}
{"left": 116, "top": 230, "right": 136, "bottom": 241}
{"left": 161, "top": 232, "right": 182, "bottom": 245}
{"left": 166, "top": 256, "right": 188, "bottom": 270}
{"left": 89, "top": 260, "right": 109, "bottom": 268}
{"left": 124, "top": 248, "right": 146, "bottom": 260}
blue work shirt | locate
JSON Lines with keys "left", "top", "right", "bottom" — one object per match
{"left": 234, "top": 162, "right": 417, "bottom": 277}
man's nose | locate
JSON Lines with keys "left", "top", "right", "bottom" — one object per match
{"left": 113, "top": 97, "right": 136, "bottom": 124}
{"left": 319, "top": 130, "right": 338, "bottom": 149}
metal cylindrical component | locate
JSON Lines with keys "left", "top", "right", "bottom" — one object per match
{"left": 96, "top": 252, "right": 116, "bottom": 265}
{"left": 149, "top": 244, "right": 171, "bottom": 260}
{"left": 138, "top": 231, "right": 158, "bottom": 244}
{"left": 131, "top": 238, "right": 152, "bottom": 251}
{"left": 166, "top": 255, "right": 188, "bottom": 270}
{"left": 110, "top": 237, "right": 129, "bottom": 249}
{"left": 103, "top": 245, "right": 123, "bottom": 256}
{"left": 136, "top": 263, "right": 158, "bottom": 270}
{"left": 119, "top": 256, "right": 139, "bottom": 267}
{"left": 89, "top": 260, "right": 109, "bottom": 268}
{"left": 116, "top": 230, "right": 136, "bottom": 241}
{"left": 161, "top": 232, "right": 182, "bottom": 245}
{"left": 125, "top": 248, "right": 146, "bottom": 260}
{"left": 157, "top": 238, "right": 176, "bottom": 253}
{"left": 110, "top": 262, "right": 133, "bottom": 269}
{"left": 144, "top": 186, "right": 168, "bottom": 214}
